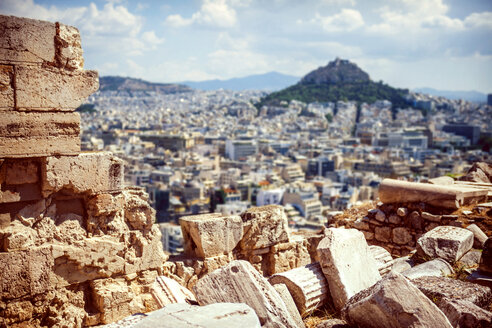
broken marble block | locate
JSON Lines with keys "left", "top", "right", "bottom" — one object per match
{"left": 193, "top": 260, "right": 297, "bottom": 328}
{"left": 342, "top": 272, "right": 452, "bottom": 328}
{"left": 269, "top": 262, "right": 329, "bottom": 316}
{"left": 417, "top": 226, "right": 474, "bottom": 263}
{"left": 239, "top": 205, "right": 290, "bottom": 250}
{"left": 0, "top": 111, "right": 80, "bottom": 158}
{"left": 402, "top": 258, "right": 454, "bottom": 280}
{"left": 179, "top": 213, "right": 243, "bottom": 258}
{"left": 272, "top": 283, "right": 305, "bottom": 328}
{"left": 41, "top": 152, "right": 124, "bottom": 197}
{"left": 369, "top": 245, "right": 393, "bottom": 276}
{"left": 317, "top": 228, "right": 381, "bottom": 310}
{"left": 466, "top": 223, "right": 488, "bottom": 249}
{"left": 438, "top": 298, "right": 492, "bottom": 328}
{"left": 133, "top": 303, "right": 261, "bottom": 328}
{"left": 151, "top": 276, "right": 196, "bottom": 308}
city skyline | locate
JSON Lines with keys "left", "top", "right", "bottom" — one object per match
{"left": 1, "top": 0, "right": 491, "bottom": 93}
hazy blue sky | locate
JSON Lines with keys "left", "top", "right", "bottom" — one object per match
{"left": 1, "top": 0, "right": 491, "bottom": 92}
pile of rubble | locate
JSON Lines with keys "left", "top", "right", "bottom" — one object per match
{"left": 0, "top": 15, "right": 167, "bottom": 327}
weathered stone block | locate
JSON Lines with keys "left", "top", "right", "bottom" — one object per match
{"left": 239, "top": 205, "right": 290, "bottom": 250}
{"left": 266, "top": 236, "right": 311, "bottom": 275}
{"left": 402, "top": 258, "right": 454, "bottom": 280}
{"left": 392, "top": 227, "right": 412, "bottom": 245}
{"left": 480, "top": 237, "right": 492, "bottom": 274}
{"left": 417, "top": 226, "right": 474, "bottom": 263}
{"left": 0, "top": 247, "right": 53, "bottom": 300}
{"left": 0, "top": 64, "right": 14, "bottom": 108}
{"left": 466, "top": 223, "right": 487, "bottom": 249}
{"left": 0, "top": 183, "right": 41, "bottom": 204}
{"left": 342, "top": 272, "right": 452, "bottom": 328}
{"left": 3, "top": 158, "right": 39, "bottom": 184}
{"left": 193, "top": 260, "right": 297, "bottom": 328}
{"left": 369, "top": 245, "right": 393, "bottom": 276}
{"left": 0, "top": 15, "right": 56, "bottom": 64}
{"left": 15, "top": 65, "right": 98, "bottom": 110}
{"left": 411, "top": 276, "right": 492, "bottom": 308}
{"left": 180, "top": 213, "right": 243, "bottom": 258}
{"left": 57, "top": 23, "right": 84, "bottom": 70}
{"left": 374, "top": 226, "right": 391, "bottom": 242}
{"left": 133, "top": 303, "right": 261, "bottom": 328}
{"left": 317, "top": 228, "right": 381, "bottom": 310}
{"left": 41, "top": 152, "right": 124, "bottom": 197}
{"left": 151, "top": 276, "right": 196, "bottom": 308}
{"left": 438, "top": 298, "right": 492, "bottom": 328}
{"left": 0, "top": 111, "right": 80, "bottom": 157}
{"left": 272, "top": 283, "right": 305, "bottom": 328}
{"left": 269, "top": 262, "right": 329, "bottom": 316}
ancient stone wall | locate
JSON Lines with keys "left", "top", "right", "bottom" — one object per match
{"left": 0, "top": 15, "right": 167, "bottom": 327}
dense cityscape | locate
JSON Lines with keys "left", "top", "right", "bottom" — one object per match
{"left": 79, "top": 63, "right": 492, "bottom": 255}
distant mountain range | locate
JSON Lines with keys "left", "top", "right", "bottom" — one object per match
{"left": 99, "top": 76, "right": 192, "bottom": 94}
{"left": 256, "top": 58, "right": 409, "bottom": 109}
{"left": 178, "top": 72, "right": 300, "bottom": 91}
{"left": 413, "top": 87, "right": 487, "bottom": 103}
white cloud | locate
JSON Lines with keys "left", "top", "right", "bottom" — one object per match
{"left": 320, "top": 0, "right": 356, "bottom": 6}
{"left": 313, "top": 9, "right": 364, "bottom": 32}
{"left": 464, "top": 12, "right": 492, "bottom": 29}
{"left": 165, "top": 0, "right": 237, "bottom": 28}
{"left": 142, "top": 31, "right": 165, "bottom": 48}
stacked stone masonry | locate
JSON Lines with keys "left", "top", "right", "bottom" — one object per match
{"left": 0, "top": 15, "right": 167, "bottom": 327}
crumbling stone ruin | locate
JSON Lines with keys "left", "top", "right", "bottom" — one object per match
{"left": 2, "top": 14, "right": 492, "bottom": 328}
{"left": 0, "top": 15, "right": 167, "bottom": 327}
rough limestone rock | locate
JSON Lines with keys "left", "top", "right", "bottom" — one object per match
{"left": 342, "top": 272, "right": 452, "bottom": 328}
{"left": 369, "top": 245, "right": 393, "bottom": 276}
{"left": 0, "top": 111, "right": 81, "bottom": 157}
{"left": 417, "top": 226, "right": 474, "bottom": 263}
{"left": 179, "top": 213, "right": 243, "bottom": 258}
{"left": 458, "top": 249, "right": 482, "bottom": 267}
{"left": 411, "top": 276, "right": 492, "bottom": 308}
{"left": 151, "top": 276, "right": 196, "bottom": 308}
{"left": 133, "top": 303, "right": 261, "bottom": 328}
{"left": 239, "top": 205, "right": 290, "bottom": 250}
{"left": 316, "top": 319, "right": 351, "bottom": 328}
{"left": 459, "top": 162, "right": 492, "bottom": 184}
{"left": 272, "top": 283, "right": 305, "bottom": 328}
{"left": 317, "top": 228, "right": 381, "bottom": 310}
{"left": 402, "top": 258, "right": 454, "bottom": 280}
{"left": 41, "top": 152, "right": 124, "bottom": 197}
{"left": 391, "top": 255, "right": 415, "bottom": 274}
{"left": 193, "top": 260, "right": 297, "bottom": 328}
{"left": 269, "top": 262, "right": 329, "bottom": 316}
{"left": 266, "top": 236, "right": 312, "bottom": 275}
{"left": 466, "top": 224, "right": 488, "bottom": 249}
{"left": 438, "top": 298, "right": 492, "bottom": 328}
{"left": 480, "top": 237, "right": 492, "bottom": 275}
{"left": 15, "top": 65, "right": 98, "bottom": 110}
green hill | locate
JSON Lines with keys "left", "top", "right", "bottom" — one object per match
{"left": 255, "top": 58, "right": 409, "bottom": 109}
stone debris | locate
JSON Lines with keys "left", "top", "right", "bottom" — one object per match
{"left": 179, "top": 213, "right": 243, "bottom": 258}
{"left": 458, "top": 249, "right": 482, "bottom": 268}
{"left": 369, "top": 245, "right": 393, "bottom": 276}
{"left": 417, "top": 226, "right": 474, "bottom": 263}
{"left": 402, "top": 258, "right": 454, "bottom": 280}
{"left": 391, "top": 255, "right": 415, "bottom": 274}
{"left": 151, "top": 276, "right": 196, "bottom": 308}
{"left": 459, "top": 162, "right": 492, "bottom": 184}
{"left": 342, "top": 271, "right": 453, "bottom": 328}
{"left": 315, "top": 318, "right": 351, "bottom": 328}
{"left": 132, "top": 303, "right": 261, "bottom": 328}
{"left": 269, "top": 262, "right": 329, "bottom": 316}
{"left": 379, "top": 178, "right": 488, "bottom": 209}
{"left": 411, "top": 276, "right": 492, "bottom": 308}
{"left": 480, "top": 237, "right": 492, "bottom": 275}
{"left": 239, "top": 205, "right": 290, "bottom": 250}
{"left": 438, "top": 298, "right": 492, "bottom": 328}
{"left": 272, "top": 283, "right": 305, "bottom": 328}
{"left": 193, "top": 260, "right": 297, "bottom": 328}
{"left": 317, "top": 228, "right": 381, "bottom": 310}
{"left": 466, "top": 224, "right": 488, "bottom": 249}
